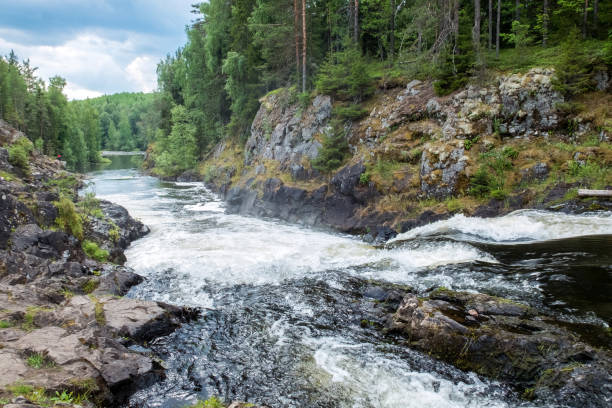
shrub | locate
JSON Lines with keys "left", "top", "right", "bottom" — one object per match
{"left": 8, "top": 137, "right": 33, "bottom": 171}
{"left": 78, "top": 192, "right": 104, "bottom": 218}
{"left": 333, "top": 104, "right": 369, "bottom": 120}
{"left": 82, "top": 241, "right": 109, "bottom": 262}
{"left": 468, "top": 167, "right": 492, "bottom": 197}
{"left": 54, "top": 196, "right": 83, "bottom": 240}
{"left": 311, "top": 121, "right": 350, "bottom": 174}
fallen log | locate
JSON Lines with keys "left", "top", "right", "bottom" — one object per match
{"left": 578, "top": 189, "right": 612, "bottom": 198}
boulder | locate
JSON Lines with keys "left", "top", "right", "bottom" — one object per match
{"left": 388, "top": 288, "right": 612, "bottom": 406}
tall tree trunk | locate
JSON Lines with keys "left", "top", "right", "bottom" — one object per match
{"left": 583, "top": 0, "right": 589, "bottom": 39}
{"left": 496, "top": 0, "right": 500, "bottom": 58}
{"left": 488, "top": 0, "right": 492, "bottom": 50}
{"left": 543, "top": 0, "right": 549, "bottom": 47}
{"left": 354, "top": 0, "right": 359, "bottom": 43}
{"left": 593, "top": 0, "right": 598, "bottom": 32}
{"left": 515, "top": 0, "right": 520, "bottom": 21}
{"left": 453, "top": 0, "right": 459, "bottom": 44}
{"left": 473, "top": 0, "right": 481, "bottom": 56}
{"left": 302, "top": 0, "right": 307, "bottom": 94}
{"left": 348, "top": 0, "right": 354, "bottom": 41}
{"left": 390, "top": 0, "right": 396, "bottom": 59}
{"left": 294, "top": 0, "right": 301, "bottom": 90}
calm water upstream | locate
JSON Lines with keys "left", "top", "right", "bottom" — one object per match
{"left": 84, "top": 156, "right": 612, "bottom": 408}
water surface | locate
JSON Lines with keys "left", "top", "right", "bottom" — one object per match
{"left": 84, "top": 156, "right": 612, "bottom": 408}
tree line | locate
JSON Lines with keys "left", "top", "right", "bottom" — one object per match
{"left": 1, "top": 51, "right": 159, "bottom": 170}
{"left": 152, "top": 0, "right": 610, "bottom": 176}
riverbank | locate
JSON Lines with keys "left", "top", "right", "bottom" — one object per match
{"left": 0, "top": 121, "right": 197, "bottom": 406}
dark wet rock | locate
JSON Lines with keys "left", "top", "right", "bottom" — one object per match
{"left": 331, "top": 162, "right": 365, "bottom": 197}
{"left": 84, "top": 200, "right": 150, "bottom": 264}
{"left": 363, "top": 225, "right": 397, "bottom": 244}
{"left": 176, "top": 170, "right": 201, "bottom": 182}
{"left": 388, "top": 288, "right": 612, "bottom": 406}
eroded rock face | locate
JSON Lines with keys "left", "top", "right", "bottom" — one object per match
{"left": 245, "top": 90, "right": 330, "bottom": 169}
{"left": 388, "top": 289, "right": 612, "bottom": 407}
{"left": 419, "top": 141, "right": 469, "bottom": 198}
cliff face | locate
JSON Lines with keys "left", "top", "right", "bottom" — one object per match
{"left": 203, "top": 68, "right": 611, "bottom": 240}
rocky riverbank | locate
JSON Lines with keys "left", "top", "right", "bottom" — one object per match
{"left": 195, "top": 68, "right": 610, "bottom": 242}
{"left": 0, "top": 120, "right": 197, "bottom": 407}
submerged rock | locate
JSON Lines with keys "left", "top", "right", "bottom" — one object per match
{"left": 388, "top": 288, "right": 612, "bottom": 406}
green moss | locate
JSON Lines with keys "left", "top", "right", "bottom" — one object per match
{"left": 22, "top": 306, "right": 53, "bottom": 331}
{"left": 108, "top": 223, "right": 121, "bottom": 243}
{"left": 54, "top": 196, "right": 83, "bottom": 240}
{"left": 0, "top": 170, "right": 16, "bottom": 181}
{"left": 87, "top": 295, "right": 106, "bottom": 325}
{"left": 81, "top": 278, "right": 100, "bottom": 294}
{"left": 82, "top": 240, "right": 109, "bottom": 262}
{"left": 0, "top": 320, "right": 13, "bottom": 328}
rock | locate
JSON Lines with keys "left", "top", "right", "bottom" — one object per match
{"left": 176, "top": 170, "right": 201, "bottom": 182}
{"left": 419, "top": 142, "right": 469, "bottom": 198}
{"left": 102, "top": 297, "right": 189, "bottom": 341}
{"left": 520, "top": 162, "right": 549, "bottom": 183}
{"left": 331, "top": 162, "right": 365, "bottom": 196}
{"left": 388, "top": 288, "right": 612, "bottom": 406}
{"left": 245, "top": 89, "right": 331, "bottom": 170}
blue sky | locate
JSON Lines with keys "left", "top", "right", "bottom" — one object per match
{"left": 0, "top": 0, "right": 196, "bottom": 99}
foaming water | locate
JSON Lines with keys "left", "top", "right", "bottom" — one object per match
{"left": 84, "top": 160, "right": 611, "bottom": 408}
{"left": 389, "top": 209, "right": 612, "bottom": 244}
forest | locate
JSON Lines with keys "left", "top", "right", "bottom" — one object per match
{"left": 1, "top": 0, "right": 611, "bottom": 174}
{"left": 151, "top": 0, "right": 611, "bottom": 176}
{"left": 0, "top": 53, "right": 157, "bottom": 170}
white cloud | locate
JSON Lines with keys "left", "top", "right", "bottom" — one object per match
{"left": 125, "top": 55, "right": 157, "bottom": 93}
{"left": 0, "top": 30, "right": 160, "bottom": 99}
{"left": 64, "top": 82, "right": 103, "bottom": 100}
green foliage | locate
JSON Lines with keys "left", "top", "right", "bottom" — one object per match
{"left": 311, "top": 122, "right": 350, "bottom": 173}
{"left": 78, "top": 192, "right": 104, "bottom": 218}
{"left": 82, "top": 241, "right": 109, "bottom": 263}
{"left": 188, "top": 396, "right": 225, "bottom": 408}
{"left": 333, "top": 104, "right": 369, "bottom": 120}
{"left": 26, "top": 353, "right": 54, "bottom": 369}
{"left": 0, "top": 320, "right": 13, "bottom": 328}
{"left": 469, "top": 147, "right": 518, "bottom": 198}
{"left": 153, "top": 105, "right": 198, "bottom": 177}
{"left": 553, "top": 27, "right": 594, "bottom": 97}
{"left": 8, "top": 136, "right": 33, "bottom": 171}
{"left": 50, "top": 390, "right": 74, "bottom": 403}
{"left": 54, "top": 196, "right": 83, "bottom": 240}
{"left": 316, "top": 45, "right": 375, "bottom": 102}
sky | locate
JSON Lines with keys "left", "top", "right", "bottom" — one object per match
{"left": 0, "top": 0, "right": 196, "bottom": 100}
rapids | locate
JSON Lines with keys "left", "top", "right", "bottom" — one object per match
{"left": 84, "top": 157, "right": 612, "bottom": 408}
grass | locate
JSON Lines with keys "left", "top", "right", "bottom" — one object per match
{"left": 6, "top": 383, "right": 89, "bottom": 406}
{"left": 0, "top": 320, "right": 13, "bottom": 328}
{"left": 82, "top": 240, "right": 109, "bottom": 262}
{"left": 26, "top": 353, "right": 54, "bottom": 369}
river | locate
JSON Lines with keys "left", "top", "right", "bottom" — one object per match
{"left": 84, "top": 156, "right": 612, "bottom": 408}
